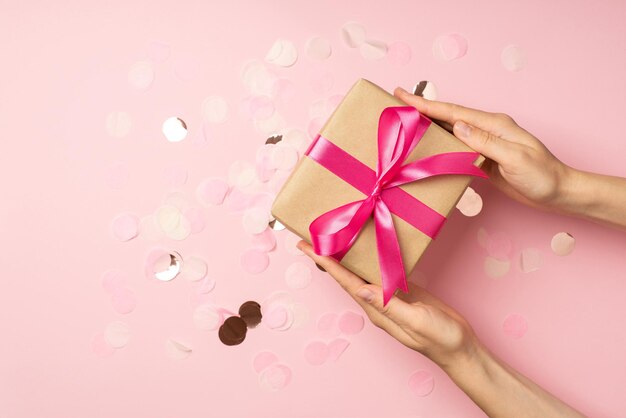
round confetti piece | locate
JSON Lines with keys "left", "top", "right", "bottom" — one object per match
{"left": 193, "top": 304, "right": 222, "bottom": 331}
{"left": 162, "top": 165, "right": 188, "bottom": 187}
{"left": 180, "top": 256, "right": 208, "bottom": 282}
{"left": 327, "top": 338, "right": 350, "bottom": 361}
{"left": 477, "top": 227, "right": 489, "bottom": 249}
{"left": 196, "top": 177, "right": 229, "bottom": 206}
{"left": 359, "top": 39, "right": 388, "bottom": 60}
{"left": 90, "top": 333, "right": 115, "bottom": 358}
{"left": 341, "top": 22, "right": 367, "bottom": 48}
{"left": 165, "top": 216, "right": 191, "bottom": 241}
{"left": 304, "top": 341, "right": 329, "bottom": 365}
{"left": 105, "top": 111, "right": 132, "bottom": 138}
{"left": 110, "top": 287, "right": 137, "bottom": 314}
{"left": 502, "top": 313, "right": 528, "bottom": 339}
{"left": 249, "top": 95, "right": 275, "bottom": 120}
{"left": 241, "top": 60, "right": 277, "bottom": 96}
{"left": 290, "top": 303, "right": 310, "bottom": 329}
{"left": 306, "top": 36, "right": 332, "bottom": 60}
{"left": 317, "top": 312, "right": 340, "bottom": 337}
{"left": 432, "top": 33, "right": 468, "bottom": 61}
{"left": 271, "top": 143, "right": 299, "bottom": 171}
{"left": 110, "top": 213, "right": 139, "bottom": 242}
{"left": 162, "top": 117, "right": 187, "bottom": 142}
{"left": 240, "top": 249, "right": 270, "bottom": 274}
{"left": 104, "top": 321, "right": 131, "bottom": 348}
{"left": 251, "top": 227, "right": 277, "bottom": 252}
{"left": 501, "top": 44, "right": 527, "bottom": 72}
{"left": 387, "top": 41, "right": 412, "bottom": 66}
{"left": 256, "top": 146, "right": 276, "bottom": 182}
{"left": 408, "top": 370, "right": 435, "bottom": 397}
{"left": 413, "top": 80, "right": 438, "bottom": 100}
{"left": 484, "top": 256, "right": 511, "bottom": 279}
{"left": 228, "top": 160, "right": 256, "bottom": 188}
{"left": 265, "top": 39, "right": 298, "bottom": 67}
{"left": 189, "top": 290, "right": 213, "bottom": 308}
{"left": 270, "top": 78, "right": 296, "bottom": 105}
{"left": 486, "top": 231, "right": 512, "bottom": 260}
{"left": 285, "top": 262, "right": 312, "bottom": 290}
{"left": 258, "top": 364, "right": 292, "bottom": 391}
{"left": 242, "top": 208, "right": 271, "bottom": 235}
{"left": 253, "top": 351, "right": 279, "bottom": 373}
{"left": 147, "top": 250, "right": 182, "bottom": 282}
{"left": 101, "top": 269, "right": 128, "bottom": 294}
{"left": 254, "top": 112, "right": 285, "bottom": 135}
{"left": 307, "top": 117, "right": 324, "bottom": 139}
{"left": 201, "top": 95, "right": 229, "bottom": 123}
{"left": 263, "top": 305, "right": 289, "bottom": 330}
{"left": 282, "top": 128, "right": 309, "bottom": 152}
{"left": 269, "top": 218, "right": 285, "bottom": 231}
{"left": 165, "top": 339, "right": 192, "bottom": 360}
{"left": 551, "top": 232, "right": 575, "bottom": 256}
{"left": 183, "top": 207, "right": 205, "bottom": 234}
{"left": 161, "top": 191, "right": 192, "bottom": 211}
{"left": 520, "top": 248, "right": 543, "bottom": 273}
{"left": 456, "top": 187, "right": 483, "bottom": 217}
{"left": 128, "top": 61, "right": 154, "bottom": 90}
{"left": 338, "top": 311, "right": 365, "bottom": 335}
{"left": 285, "top": 233, "right": 305, "bottom": 256}
{"left": 196, "top": 275, "right": 216, "bottom": 294}
{"left": 104, "top": 161, "right": 130, "bottom": 190}
{"left": 155, "top": 205, "right": 182, "bottom": 233}
{"left": 138, "top": 215, "right": 162, "bottom": 241}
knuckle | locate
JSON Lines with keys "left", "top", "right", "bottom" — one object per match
{"left": 495, "top": 112, "right": 515, "bottom": 125}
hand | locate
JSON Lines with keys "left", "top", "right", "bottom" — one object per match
{"left": 297, "top": 240, "right": 480, "bottom": 370}
{"left": 394, "top": 87, "right": 573, "bottom": 211}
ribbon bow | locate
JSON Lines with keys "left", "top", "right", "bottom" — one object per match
{"left": 305, "top": 106, "right": 487, "bottom": 305}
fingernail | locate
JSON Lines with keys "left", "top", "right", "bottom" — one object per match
{"left": 455, "top": 120, "right": 472, "bottom": 139}
{"left": 356, "top": 287, "right": 374, "bottom": 303}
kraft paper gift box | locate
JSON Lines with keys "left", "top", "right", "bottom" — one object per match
{"left": 271, "top": 78, "right": 485, "bottom": 298}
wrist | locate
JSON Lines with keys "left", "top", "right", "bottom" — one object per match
{"left": 548, "top": 164, "right": 590, "bottom": 215}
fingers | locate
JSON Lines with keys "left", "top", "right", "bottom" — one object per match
{"left": 452, "top": 120, "right": 523, "bottom": 165}
{"left": 353, "top": 284, "right": 427, "bottom": 329}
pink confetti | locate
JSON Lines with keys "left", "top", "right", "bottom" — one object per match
{"left": 104, "top": 321, "right": 131, "bottom": 348}
{"left": 127, "top": 61, "right": 154, "bottom": 90}
{"left": 165, "top": 339, "right": 192, "bottom": 360}
{"left": 408, "top": 370, "right": 435, "bottom": 397}
{"left": 104, "top": 162, "right": 130, "bottom": 190}
{"left": 484, "top": 256, "right": 511, "bottom": 279}
{"left": 502, "top": 314, "right": 528, "bottom": 339}
{"left": 551, "top": 232, "right": 575, "bottom": 256}
{"left": 251, "top": 227, "right": 277, "bottom": 252}
{"left": 264, "top": 305, "right": 289, "bottom": 329}
{"left": 433, "top": 33, "right": 468, "bottom": 61}
{"left": 193, "top": 305, "right": 222, "bottom": 330}
{"left": 387, "top": 41, "right": 412, "bottom": 66}
{"left": 101, "top": 269, "right": 128, "bottom": 294}
{"left": 90, "top": 333, "right": 115, "bottom": 358}
{"left": 327, "top": 338, "right": 350, "bottom": 361}
{"left": 270, "top": 78, "right": 296, "bottom": 105}
{"left": 183, "top": 207, "right": 205, "bottom": 234}
{"left": 501, "top": 44, "right": 527, "bottom": 72}
{"left": 196, "top": 275, "right": 216, "bottom": 294}
{"left": 110, "top": 213, "right": 139, "bottom": 242}
{"left": 338, "top": 311, "right": 365, "bottom": 335}
{"left": 285, "top": 262, "right": 312, "bottom": 289}
{"left": 110, "top": 287, "right": 137, "bottom": 314}
{"left": 196, "top": 177, "right": 229, "bottom": 206}
{"left": 304, "top": 340, "right": 329, "bottom": 365}
{"left": 305, "top": 36, "right": 332, "bottom": 60}
{"left": 520, "top": 248, "right": 542, "bottom": 273}
{"left": 317, "top": 312, "right": 341, "bottom": 338}
{"left": 271, "top": 144, "right": 299, "bottom": 171}
{"left": 253, "top": 351, "right": 279, "bottom": 373}
{"left": 240, "top": 249, "right": 270, "bottom": 274}
{"left": 307, "top": 117, "right": 324, "bottom": 139}
{"left": 486, "top": 231, "right": 512, "bottom": 260}
{"left": 162, "top": 164, "right": 188, "bottom": 187}
{"left": 242, "top": 208, "right": 270, "bottom": 235}
{"left": 250, "top": 95, "right": 275, "bottom": 120}
{"left": 258, "top": 364, "right": 292, "bottom": 391}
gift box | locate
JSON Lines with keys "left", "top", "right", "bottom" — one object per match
{"left": 271, "top": 79, "right": 486, "bottom": 304}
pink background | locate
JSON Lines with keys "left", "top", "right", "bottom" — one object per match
{"left": 2, "top": 0, "right": 626, "bottom": 417}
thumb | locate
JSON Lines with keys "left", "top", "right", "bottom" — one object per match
{"left": 355, "top": 284, "right": 424, "bottom": 328}
{"left": 453, "top": 120, "right": 518, "bottom": 164}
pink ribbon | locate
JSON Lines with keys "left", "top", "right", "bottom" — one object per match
{"left": 305, "top": 106, "right": 487, "bottom": 305}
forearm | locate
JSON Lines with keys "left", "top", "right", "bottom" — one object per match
{"left": 554, "top": 167, "right": 626, "bottom": 230}
{"left": 442, "top": 342, "right": 586, "bottom": 418}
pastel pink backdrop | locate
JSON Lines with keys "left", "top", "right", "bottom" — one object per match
{"left": 1, "top": 1, "right": 625, "bottom": 417}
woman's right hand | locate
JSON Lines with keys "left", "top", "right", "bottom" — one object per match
{"left": 394, "top": 87, "right": 574, "bottom": 212}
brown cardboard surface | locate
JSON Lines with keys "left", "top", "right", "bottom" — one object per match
{"left": 271, "top": 79, "right": 484, "bottom": 286}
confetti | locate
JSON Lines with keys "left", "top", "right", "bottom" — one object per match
{"left": 268, "top": 218, "right": 286, "bottom": 231}
{"left": 240, "top": 249, "right": 270, "bottom": 274}
{"left": 327, "top": 338, "right": 350, "bottom": 361}
{"left": 101, "top": 269, "right": 128, "bottom": 294}
{"left": 338, "top": 311, "right": 365, "bottom": 335}
{"left": 456, "top": 187, "right": 483, "bottom": 217}
{"left": 183, "top": 207, "right": 205, "bottom": 234}
{"left": 90, "top": 333, "right": 115, "bottom": 358}
{"left": 412, "top": 80, "right": 438, "bottom": 100}
{"left": 285, "top": 233, "right": 305, "bottom": 256}
{"left": 263, "top": 305, "right": 293, "bottom": 330}
{"left": 105, "top": 111, "right": 132, "bottom": 138}
{"left": 162, "top": 164, "right": 188, "bottom": 187}
{"left": 165, "top": 339, "right": 192, "bottom": 360}
{"left": 270, "top": 78, "right": 296, "bottom": 105}
{"left": 228, "top": 160, "right": 256, "bottom": 188}
{"left": 484, "top": 256, "right": 510, "bottom": 278}
{"left": 502, "top": 313, "right": 528, "bottom": 339}
{"left": 196, "top": 177, "right": 229, "bottom": 206}
{"left": 109, "top": 213, "right": 139, "bottom": 242}
{"left": 128, "top": 61, "right": 154, "bottom": 90}
{"left": 180, "top": 256, "right": 208, "bottom": 282}
{"left": 155, "top": 205, "right": 181, "bottom": 233}
{"left": 317, "top": 312, "right": 341, "bottom": 338}
{"left": 193, "top": 304, "right": 222, "bottom": 331}
{"left": 551, "top": 232, "right": 575, "bottom": 256}
{"left": 432, "top": 33, "right": 468, "bottom": 61}
{"left": 486, "top": 231, "right": 512, "bottom": 260}
{"left": 218, "top": 316, "right": 248, "bottom": 346}
{"left": 110, "top": 287, "right": 137, "bottom": 314}
{"left": 290, "top": 303, "right": 310, "bottom": 329}
{"left": 162, "top": 117, "right": 187, "bottom": 142}
{"left": 477, "top": 227, "right": 489, "bottom": 249}
{"left": 239, "top": 301, "right": 263, "bottom": 328}
{"left": 265, "top": 39, "right": 298, "bottom": 67}
{"left": 285, "top": 262, "right": 312, "bottom": 290}
{"left": 408, "top": 370, "right": 435, "bottom": 397}
{"left": 104, "top": 321, "right": 131, "bottom": 348}
{"left": 196, "top": 275, "right": 216, "bottom": 294}
{"left": 165, "top": 216, "right": 191, "bottom": 241}
{"left": 501, "top": 45, "right": 527, "bottom": 72}
{"left": 242, "top": 207, "right": 271, "bottom": 235}
{"left": 341, "top": 22, "right": 367, "bottom": 48}
{"left": 249, "top": 95, "right": 275, "bottom": 120}
{"left": 304, "top": 341, "right": 329, "bottom": 365}
{"left": 258, "top": 364, "right": 292, "bottom": 391}
{"left": 251, "top": 227, "right": 277, "bottom": 252}
{"left": 201, "top": 95, "right": 229, "bottom": 123}
{"left": 146, "top": 249, "right": 182, "bottom": 282}
{"left": 520, "top": 248, "right": 542, "bottom": 273}
{"left": 253, "top": 351, "right": 279, "bottom": 373}
{"left": 359, "top": 39, "right": 388, "bottom": 60}
{"left": 307, "top": 116, "right": 324, "bottom": 139}
{"left": 387, "top": 41, "right": 412, "bottom": 66}
{"left": 305, "top": 36, "right": 332, "bottom": 60}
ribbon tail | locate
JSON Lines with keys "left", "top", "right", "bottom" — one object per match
{"left": 387, "top": 152, "right": 487, "bottom": 188}
{"left": 374, "top": 199, "right": 408, "bottom": 306}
